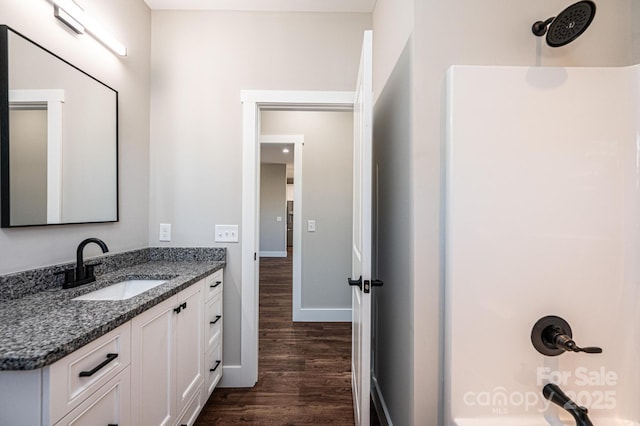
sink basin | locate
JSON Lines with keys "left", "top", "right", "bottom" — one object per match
{"left": 73, "top": 279, "right": 167, "bottom": 301}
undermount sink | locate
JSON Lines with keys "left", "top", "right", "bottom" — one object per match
{"left": 73, "top": 279, "right": 167, "bottom": 301}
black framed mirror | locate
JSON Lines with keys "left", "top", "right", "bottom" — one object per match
{"left": 0, "top": 25, "right": 118, "bottom": 227}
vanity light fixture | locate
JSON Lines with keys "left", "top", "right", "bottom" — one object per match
{"left": 282, "top": 148, "right": 290, "bottom": 153}
{"left": 54, "top": 5, "right": 84, "bottom": 34}
{"left": 52, "top": 0, "right": 127, "bottom": 56}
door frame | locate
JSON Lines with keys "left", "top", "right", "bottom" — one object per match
{"left": 231, "top": 90, "right": 354, "bottom": 387}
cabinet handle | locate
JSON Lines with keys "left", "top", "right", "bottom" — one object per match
{"left": 210, "top": 281, "right": 222, "bottom": 288}
{"left": 210, "top": 360, "right": 221, "bottom": 372}
{"left": 107, "top": 424, "right": 118, "bottom": 426}
{"left": 210, "top": 315, "right": 222, "bottom": 325}
{"left": 79, "top": 353, "right": 118, "bottom": 377}
{"left": 174, "top": 302, "right": 187, "bottom": 314}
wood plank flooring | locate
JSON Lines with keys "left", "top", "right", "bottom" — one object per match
{"left": 195, "top": 252, "right": 356, "bottom": 425}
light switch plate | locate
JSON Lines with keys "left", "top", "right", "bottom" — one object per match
{"left": 307, "top": 220, "right": 316, "bottom": 232}
{"left": 159, "top": 223, "right": 171, "bottom": 242}
{"left": 215, "top": 224, "right": 239, "bottom": 242}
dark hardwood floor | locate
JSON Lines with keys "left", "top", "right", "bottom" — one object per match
{"left": 195, "top": 250, "right": 358, "bottom": 425}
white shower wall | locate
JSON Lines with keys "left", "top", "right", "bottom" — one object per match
{"left": 445, "top": 65, "right": 640, "bottom": 424}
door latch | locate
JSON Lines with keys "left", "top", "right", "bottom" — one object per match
{"left": 348, "top": 276, "right": 383, "bottom": 293}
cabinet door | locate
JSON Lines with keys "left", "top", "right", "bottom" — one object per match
{"left": 54, "top": 367, "right": 130, "bottom": 426}
{"left": 175, "top": 281, "right": 204, "bottom": 417}
{"left": 131, "top": 296, "right": 176, "bottom": 426}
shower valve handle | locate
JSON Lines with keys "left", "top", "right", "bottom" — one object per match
{"left": 532, "top": 315, "right": 603, "bottom": 356}
{"left": 578, "top": 346, "right": 603, "bottom": 354}
{"left": 546, "top": 327, "right": 602, "bottom": 354}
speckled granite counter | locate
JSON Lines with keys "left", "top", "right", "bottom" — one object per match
{"left": 0, "top": 248, "right": 225, "bottom": 370}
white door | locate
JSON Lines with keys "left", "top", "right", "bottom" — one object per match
{"left": 350, "top": 29, "right": 373, "bottom": 426}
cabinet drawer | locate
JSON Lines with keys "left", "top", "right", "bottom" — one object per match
{"left": 204, "top": 269, "right": 223, "bottom": 301}
{"left": 175, "top": 388, "right": 203, "bottom": 426}
{"left": 47, "top": 323, "right": 131, "bottom": 425}
{"left": 204, "top": 341, "right": 222, "bottom": 397}
{"left": 205, "top": 292, "right": 223, "bottom": 351}
{"left": 54, "top": 366, "right": 130, "bottom": 426}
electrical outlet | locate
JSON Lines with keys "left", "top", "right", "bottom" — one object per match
{"left": 215, "top": 224, "right": 239, "bottom": 242}
{"left": 159, "top": 223, "right": 171, "bottom": 241}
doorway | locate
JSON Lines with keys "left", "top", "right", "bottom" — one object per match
{"left": 236, "top": 90, "right": 355, "bottom": 387}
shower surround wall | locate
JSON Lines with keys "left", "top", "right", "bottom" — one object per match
{"left": 445, "top": 65, "right": 640, "bottom": 425}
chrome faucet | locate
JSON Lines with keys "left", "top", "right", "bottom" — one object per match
{"left": 543, "top": 383, "right": 594, "bottom": 426}
{"left": 56, "top": 238, "right": 109, "bottom": 289}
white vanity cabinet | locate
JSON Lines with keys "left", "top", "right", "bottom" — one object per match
{"left": 0, "top": 322, "right": 131, "bottom": 426}
{"left": 131, "top": 279, "right": 204, "bottom": 426}
{"left": 0, "top": 267, "right": 223, "bottom": 426}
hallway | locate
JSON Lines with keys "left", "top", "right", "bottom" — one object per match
{"left": 195, "top": 252, "right": 355, "bottom": 425}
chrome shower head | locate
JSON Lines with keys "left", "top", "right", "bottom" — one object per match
{"left": 532, "top": 1, "right": 596, "bottom": 47}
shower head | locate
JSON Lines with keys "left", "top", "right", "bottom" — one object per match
{"left": 532, "top": 1, "right": 596, "bottom": 47}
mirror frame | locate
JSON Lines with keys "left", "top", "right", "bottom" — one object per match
{"left": 0, "top": 25, "right": 119, "bottom": 228}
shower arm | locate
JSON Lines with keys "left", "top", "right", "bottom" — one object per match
{"left": 532, "top": 17, "right": 555, "bottom": 36}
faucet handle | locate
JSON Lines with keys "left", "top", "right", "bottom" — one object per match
{"left": 55, "top": 269, "right": 74, "bottom": 282}
{"left": 84, "top": 262, "right": 102, "bottom": 279}
{"left": 54, "top": 269, "right": 76, "bottom": 287}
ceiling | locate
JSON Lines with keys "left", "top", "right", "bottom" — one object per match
{"left": 143, "top": 0, "right": 376, "bottom": 13}
{"left": 261, "top": 143, "right": 294, "bottom": 179}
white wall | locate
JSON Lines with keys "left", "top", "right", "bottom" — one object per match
{"left": 261, "top": 110, "right": 353, "bottom": 311}
{"left": 259, "top": 163, "right": 286, "bottom": 255}
{"left": 149, "top": 11, "right": 371, "bottom": 365}
{"left": 371, "top": 0, "right": 636, "bottom": 424}
{"left": 371, "top": 0, "right": 413, "bottom": 102}
{"left": 0, "top": 0, "right": 151, "bottom": 274}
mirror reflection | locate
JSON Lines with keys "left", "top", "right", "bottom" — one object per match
{"left": 1, "top": 26, "right": 118, "bottom": 227}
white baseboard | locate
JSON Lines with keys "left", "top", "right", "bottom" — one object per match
{"left": 293, "top": 308, "right": 351, "bottom": 322}
{"left": 218, "top": 365, "right": 255, "bottom": 388}
{"left": 372, "top": 375, "right": 393, "bottom": 426}
{"left": 259, "top": 251, "right": 288, "bottom": 258}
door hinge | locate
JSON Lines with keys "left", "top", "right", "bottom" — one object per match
{"left": 254, "top": 252, "right": 257, "bottom": 261}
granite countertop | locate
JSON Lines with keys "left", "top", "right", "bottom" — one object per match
{"left": 0, "top": 259, "right": 224, "bottom": 370}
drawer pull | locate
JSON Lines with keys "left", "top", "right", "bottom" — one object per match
{"left": 210, "top": 315, "right": 222, "bottom": 325}
{"left": 108, "top": 424, "right": 118, "bottom": 426}
{"left": 173, "top": 302, "right": 187, "bottom": 314}
{"left": 210, "top": 281, "right": 222, "bottom": 288}
{"left": 210, "top": 360, "right": 221, "bottom": 372}
{"left": 79, "top": 353, "right": 118, "bottom": 377}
